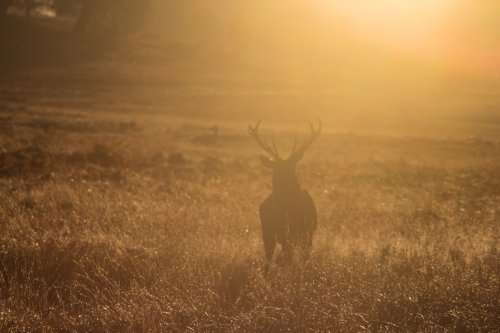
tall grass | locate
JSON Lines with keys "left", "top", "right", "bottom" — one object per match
{"left": 1, "top": 114, "right": 499, "bottom": 332}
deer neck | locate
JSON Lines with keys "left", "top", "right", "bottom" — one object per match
{"left": 272, "top": 177, "right": 301, "bottom": 198}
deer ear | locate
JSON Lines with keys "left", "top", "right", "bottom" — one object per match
{"left": 288, "top": 150, "right": 305, "bottom": 165}
{"left": 260, "top": 155, "right": 274, "bottom": 168}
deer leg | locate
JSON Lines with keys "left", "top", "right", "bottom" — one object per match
{"left": 262, "top": 233, "right": 275, "bottom": 274}
{"left": 263, "top": 235, "right": 276, "bottom": 262}
{"left": 260, "top": 196, "right": 277, "bottom": 264}
{"left": 261, "top": 213, "right": 276, "bottom": 262}
{"left": 302, "top": 237, "right": 312, "bottom": 261}
{"left": 278, "top": 223, "right": 295, "bottom": 264}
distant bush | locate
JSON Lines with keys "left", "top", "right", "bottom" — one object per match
{"left": 1, "top": 0, "right": 151, "bottom": 36}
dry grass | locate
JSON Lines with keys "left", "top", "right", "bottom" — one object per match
{"left": 0, "top": 106, "right": 498, "bottom": 332}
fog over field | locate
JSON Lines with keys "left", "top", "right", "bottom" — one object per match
{"left": 0, "top": 1, "right": 499, "bottom": 332}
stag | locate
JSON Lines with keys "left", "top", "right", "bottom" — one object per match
{"left": 249, "top": 120, "right": 321, "bottom": 263}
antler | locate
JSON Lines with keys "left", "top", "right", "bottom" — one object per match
{"left": 289, "top": 120, "right": 322, "bottom": 161}
{"left": 248, "top": 121, "right": 282, "bottom": 160}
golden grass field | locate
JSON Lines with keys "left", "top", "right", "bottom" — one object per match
{"left": 1, "top": 98, "right": 499, "bottom": 332}
{"left": 1, "top": 14, "right": 499, "bottom": 332}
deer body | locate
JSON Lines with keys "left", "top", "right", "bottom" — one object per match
{"left": 260, "top": 190, "right": 317, "bottom": 260}
{"left": 249, "top": 121, "right": 321, "bottom": 262}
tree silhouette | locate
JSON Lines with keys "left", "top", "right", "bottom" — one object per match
{"left": 0, "top": 0, "right": 13, "bottom": 19}
{"left": 0, "top": 0, "right": 151, "bottom": 36}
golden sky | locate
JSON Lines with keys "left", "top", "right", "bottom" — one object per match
{"left": 317, "top": 0, "right": 500, "bottom": 77}
{"left": 154, "top": 1, "right": 500, "bottom": 83}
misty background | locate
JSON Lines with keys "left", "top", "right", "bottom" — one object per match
{"left": 1, "top": 0, "right": 499, "bottom": 137}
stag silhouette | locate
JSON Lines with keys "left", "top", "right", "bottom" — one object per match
{"left": 249, "top": 120, "right": 321, "bottom": 264}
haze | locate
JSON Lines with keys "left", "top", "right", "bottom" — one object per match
{"left": 147, "top": 0, "right": 500, "bottom": 136}
{"left": 154, "top": 1, "right": 500, "bottom": 78}
{"left": 1, "top": 1, "right": 499, "bottom": 331}
{"left": 2, "top": 1, "right": 499, "bottom": 136}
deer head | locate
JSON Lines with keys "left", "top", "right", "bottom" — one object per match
{"left": 248, "top": 120, "right": 321, "bottom": 197}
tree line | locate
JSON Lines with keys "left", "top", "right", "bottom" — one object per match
{"left": 0, "top": 0, "right": 151, "bottom": 35}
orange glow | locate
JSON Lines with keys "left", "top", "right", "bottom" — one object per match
{"left": 316, "top": 1, "right": 454, "bottom": 54}
{"left": 151, "top": 1, "right": 500, "bottom": 80}
{"left": 311, "top": 0, "right": 500, "bottom": 77}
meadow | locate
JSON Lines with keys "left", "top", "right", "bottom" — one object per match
{"left": 1, "top": 12, "right": 499, "bottom": 332}
{"left": 0, "top": 99, "right": 498, "bottom": 332}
